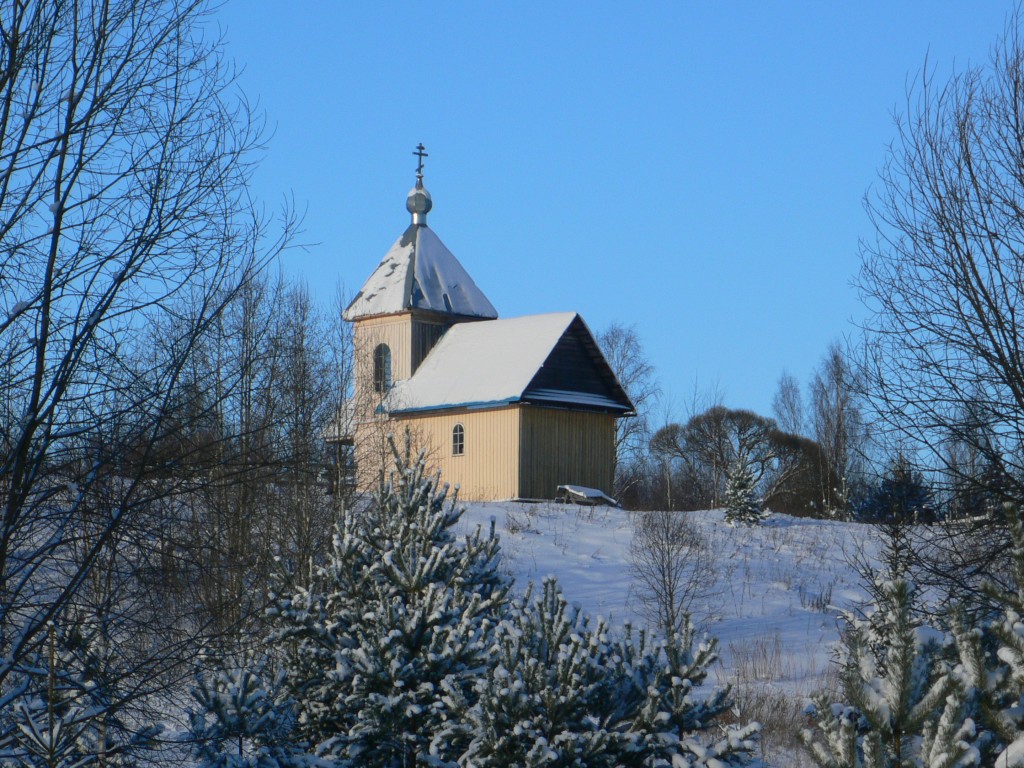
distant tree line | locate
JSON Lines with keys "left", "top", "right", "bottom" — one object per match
{"left": 601, "top": 329, "right": 873, "bottom": 523}
{"left": 601, "top": 327, "right": 1002, "bottom": 536}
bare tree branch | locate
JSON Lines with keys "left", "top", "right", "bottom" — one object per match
{"left": 0, "top": 1, "right": 294, "bottom": 761}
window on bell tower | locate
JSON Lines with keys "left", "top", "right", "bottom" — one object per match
{"left": 373, "top": 344, "right": 392, "bottom": 392}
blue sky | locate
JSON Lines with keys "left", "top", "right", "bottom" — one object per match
{"left": 216, "top": 2, "right": 1013, "bottom": 423}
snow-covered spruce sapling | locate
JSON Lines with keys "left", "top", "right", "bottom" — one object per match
{"left": 460, "top": 577, "right": 758, "bottom": 767}
{"left": 632, "top": 618, "right": 759, "bottom": 767}
{"left": 799, "top": 578, "right": 975, "bottom": 768}
{"left": 458, "top": 578, "right": 619, "bottom": 766}
{"left": 724, "top": 457, "right": 767, "bottom": 526}
{"left": 189, "top": 655, "right": 302, "bottom": 768}
{"left": 0, "top": 619, "right": 160, "bottom": 768}
{"left": 266, "top": 436, "right": 509, "bottom": 766}
{"left": 947, "top": 501, "right": 1024, "bottom": 766}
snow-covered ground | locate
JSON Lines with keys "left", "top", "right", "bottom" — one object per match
{"left": 458, "top": 501, "right": 881, "bottom": 766}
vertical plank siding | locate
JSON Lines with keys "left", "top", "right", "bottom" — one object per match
{"left": 392, "top": 408, "right": 521, "bottom": 501}
{"left": 411, "top": 319, "right": 451, "bottom": 373}
{"left": 350, "top": 315, "right": 413, "bottom": 495}
{"left": 354, "top": 405, "right": 616, "bottom": 501}
{"left": 354, "top": 313, "right": 458, "bottom": 390}
{"left": 518, "top": 407, "right": 615, "bottom": 500}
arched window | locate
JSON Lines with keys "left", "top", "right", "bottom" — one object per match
{"left": 373, "top": 344, "right": 392, "bottom": 392}
{"left": 452, "top": 423, "right": 465, "bottom": 456}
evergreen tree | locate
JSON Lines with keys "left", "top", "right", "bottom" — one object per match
{"left": 189, "top": 656, "right": 302, "bottom": 768}
{"left": 458, "top": 578, "right": 620, "bottom": 766}
{"left": 949, "top": 454, "right": 1009, "bottom": 522}
{"left": 799, "top": 501, "right": 1024, "bottom": 767}
{"left": 461, "top": 578, "right": 758, "bottom": 767}
{"left": 0, "top": 619, "right": 160, "bottom": 767}
{"left": 190, "top": 436, "right": 509, "bottom": 767}
{"left": 856, "top": 456, "right": 936, "bottom": 524}
{"left": 192, "top": 438, "right": 762, "bottom": 767}
{"left": 945, "top": 501, "right": 1024, "bottom": 766}
{"left": 799, "top": 579, "right": 976, "bottom": 768}
{"left": 723, "top": 458, "right": 766, "bottom": 526}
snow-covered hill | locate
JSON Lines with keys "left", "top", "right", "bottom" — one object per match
{"left": 458, "top": 501, "right": 880, "bottom": 766}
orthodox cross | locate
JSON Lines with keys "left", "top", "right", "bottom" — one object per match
{"left": 413, "top": 143, "right": 428, "bottom": 182}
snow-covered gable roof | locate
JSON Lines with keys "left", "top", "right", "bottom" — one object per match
{"left": 387, "top": 312, "right": 634, "bottom": 415}
{"left": 344, "top": 224, "right": 497, "bottom": 321}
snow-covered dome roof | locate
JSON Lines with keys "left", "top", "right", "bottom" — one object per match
{"left": 343, "top": 184, "right": 497, "bottom": 321}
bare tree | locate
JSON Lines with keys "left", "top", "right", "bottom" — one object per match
{"left": 652, "top": 406, "right": 827, "bottom": 516}
{"left": 638, "top": 382, "right": 722, "bottom": 511}
{"left": 650, "top": 419, "right": 720, "bottom": 510}
{"left": 859, "top": 15, "right": 1024, "bottom": 484}
{"left": 762, "top": 430, "right": 830, "bottom": 517}
{"left": 325, "top": 284, "right": 356, "bottom": 504}
{"left": 270, "top": 281, "right": 339, "bottom": 568}
{"left": 941, "top": 397, "right": 1007, "bottom": 520}
{"left": 597, "top": 322, "right": 659, "bottom": 497}
{"left": 857, "top": 13, "right": 1024, "bottom": 596}
{"left": 771, "top": 371, "right": 804, "bottom": 437}
{"left": 629, "top": 509, "right": 715, "bottom": 638}
{"left": 0, "top": 0, "right": 290, "bottom": 761}
{"left": 175, "top": 273, "right": 283, "bottom": 636}
{"left": 158, "top": 272, "right": 349, "bottom": 641}
{"left": 651, "top": 407, "right": 761, "bottom": 509}
{"left": 809, "top": 343, "right": 867, "bottom": 515}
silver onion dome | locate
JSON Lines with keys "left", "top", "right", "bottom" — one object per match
{"left": 407, "top": 179, "right": 432, "bottom": 225}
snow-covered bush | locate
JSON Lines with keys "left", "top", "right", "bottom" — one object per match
{"left": 946, "top": 502, "right": 1024, "bottom": 766}
{"left": 800, "top": 578, "right": 977, "bottom": 767}
{"left": 192, "top": 436, "right": 760, "bottom": 767}
{"left": 458, "top": 578, "right": 623, "bottom": 766}
{"left": 189, "top": 656, "right": 302, "bottom": 768}
{"left": 799, "top": 500, "right": 1024, "bottom": 768}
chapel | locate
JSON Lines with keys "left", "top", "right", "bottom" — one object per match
{"left": 336, "top": 149, "right": 634, "bottom": 501}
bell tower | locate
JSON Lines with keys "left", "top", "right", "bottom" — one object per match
{"left": 341, "top": 146, "right": 498, "bottom": 448}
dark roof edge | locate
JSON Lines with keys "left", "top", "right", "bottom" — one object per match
{"left": 522, "top": 314, "right": 635, "bottom": 413}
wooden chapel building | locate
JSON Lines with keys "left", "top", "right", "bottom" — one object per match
{"left": 337, "top": 156, "right": 634, "bottom": 501}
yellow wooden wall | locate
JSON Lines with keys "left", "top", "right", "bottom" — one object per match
{"left": 518, "top": 407, "right": 616, "bottom": 500}
{"left": 390, "top": 405, "right": 615, "bottom": 501}
{"left": 350, "top": 412, "right": 392, "bottom": 493}
{"left": 392, "top": 407, "right": 521, "bottom": 501}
